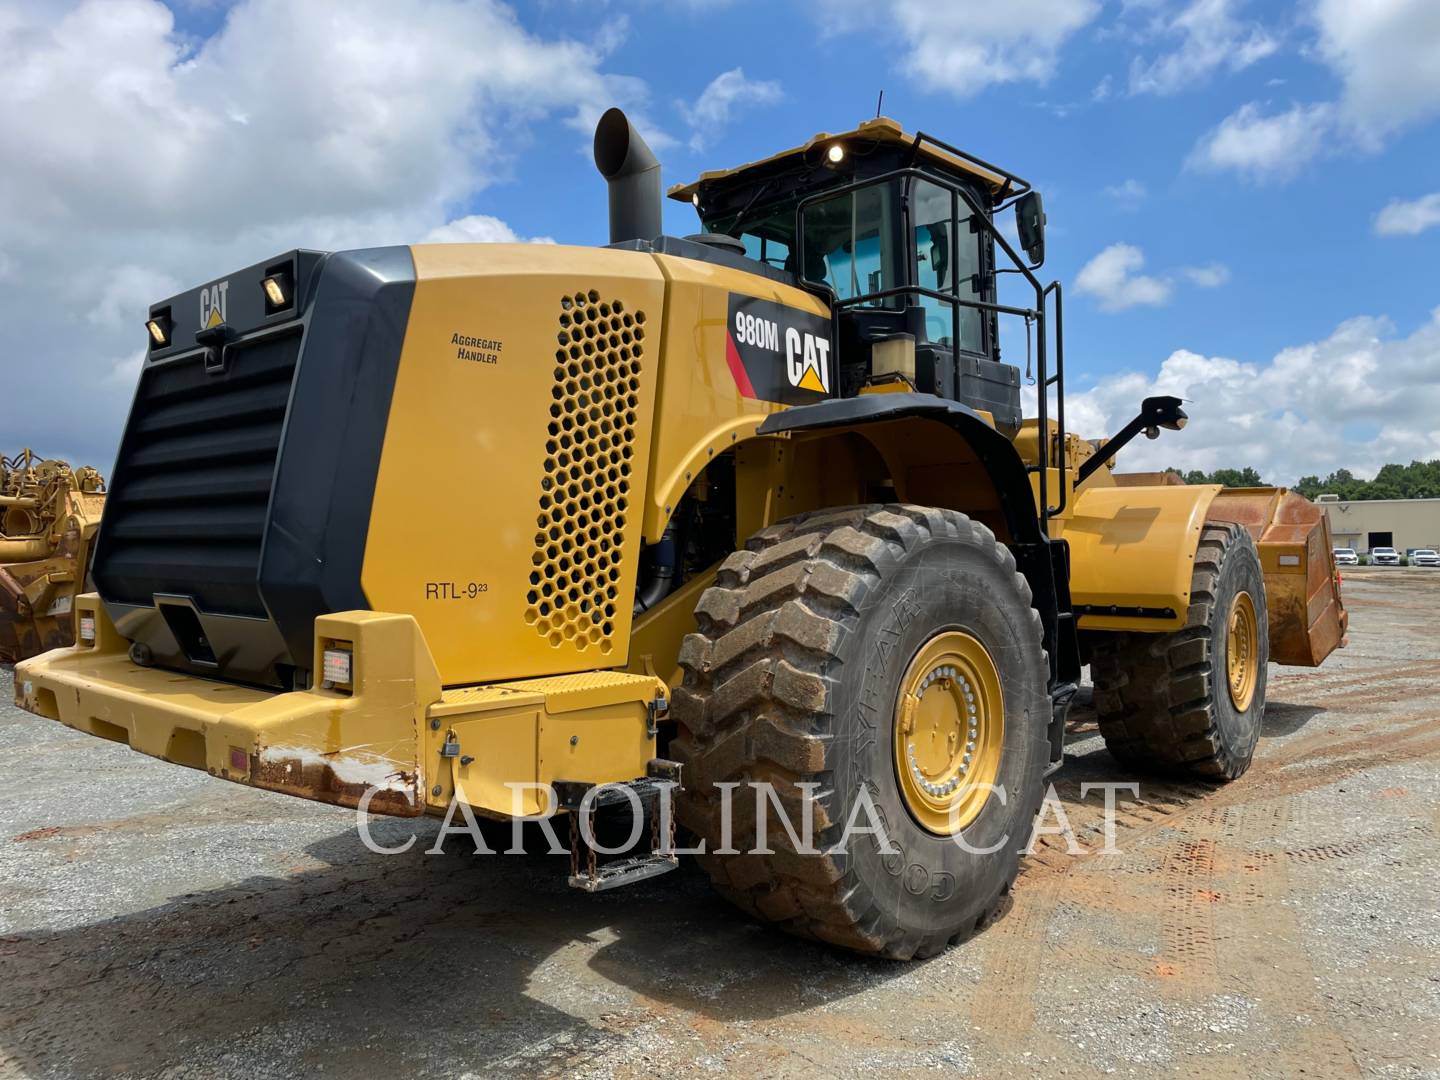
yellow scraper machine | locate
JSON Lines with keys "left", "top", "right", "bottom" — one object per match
{"left": 1, "top": 450, "right": 106, "bottom": 662}
{"left": 15, "top": 109, "right": 1346, "bottom": 956}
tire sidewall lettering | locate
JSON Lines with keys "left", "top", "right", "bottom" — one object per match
{"left": 831, "top": 532, "right": 1048, "bottom": 931}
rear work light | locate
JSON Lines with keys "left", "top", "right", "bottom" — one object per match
{"left": 145, "top": 314, "right": 170, "bottom": 347}
{"left": 321, "top": 646, "right": 353, "bottom": 688}
{"left": 262, "top": 270, "right": 293, "bottom": 312}
{"left": 78, "top": 615, "right": 96, "bottom": 643}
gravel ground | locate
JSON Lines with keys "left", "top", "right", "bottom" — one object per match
{"left": 1, "top": 567, "right": 1437, "bottom": 1079}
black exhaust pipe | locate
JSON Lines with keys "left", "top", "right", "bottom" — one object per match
{"left": 593, "top": 107, "right": 661, "bottom": 245}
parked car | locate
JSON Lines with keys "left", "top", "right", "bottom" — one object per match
{"left": 1333, "top": 547, "right": 1359, "bottom": 566}
{"left": 1411, "top": 549, "right": 1440, "bottom": 567}
{"left": 1371, "top": 546, "right": 1401, "bottom": 566}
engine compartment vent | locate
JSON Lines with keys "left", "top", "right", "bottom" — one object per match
{"left": 525, "top": 290, "right": 647, "bottom": 654}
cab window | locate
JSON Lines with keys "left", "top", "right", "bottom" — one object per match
{"left": 798, "top": 182, "right": 900, "bottom": 305}
{"left": 910, "top": 179, "right": 983, "bottom": 353}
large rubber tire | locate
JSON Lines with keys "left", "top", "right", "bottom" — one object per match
{"left": 1090, "top": 523, "right": 1268, "bottom": 781}
{"left": 670, "top": 505, "right": 1051, "bottom": 959}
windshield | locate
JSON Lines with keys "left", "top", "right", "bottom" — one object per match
{"left": 704, "top": 202, "right": 793, "bottom": 271}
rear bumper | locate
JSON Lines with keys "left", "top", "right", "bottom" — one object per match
{"left": 15, "top": 596, "right": 441, "bottom": 816}
{"left": 14, "top": 594, "right": 667, "bottom": 819}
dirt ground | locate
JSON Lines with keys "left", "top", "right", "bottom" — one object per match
{"left": 1, "top": 567, "right": 1437, "bottom": 1079}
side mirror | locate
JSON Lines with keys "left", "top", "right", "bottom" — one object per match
{"left": 1141, "top": 395, "right": 1187, "bottom": 436}
{"left": 1015, "top": 191, "right": 1046, "bottom": 267}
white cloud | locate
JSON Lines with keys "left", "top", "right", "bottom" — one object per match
{"left": 1187, "top": 0, "right": 1440, "bottom": 182}
{"left": 817, "top": 0, "right": 1100, "bottom": 97}
{"left": 1103, "top": 178, "right": 1148, "bottom": 205}
{"left": 1186, "top": 102, "right": 1333, "bottom": 182}
{"left": 678, "top": 68, "right": 782, "bottom": 151}
{"left": 1064, "top": 307, "right": 1440, "bottom": 482}
{"left": 1074, "top": 244, "right": 1229, "bottom": 310}
{"left": 423, "top": 215, "right": 557, "bottom": 245}
{"left": 1075, "top": 245, "right": 1172, "bottom": 310}
{"left": 0, "top": 0, "right": 654, "bottom": 466}
{"left": 1180, "top": 263, "right": 1230, "bottom": 288}
{"left": 1314, "top": 0, "right": 1440, "bottom": 140}
{"left": 1128, "top": 0, "right": 1278, "bottom": 95}
{"left": 1374, "top": 193, "right": 1440, "bottom": 238}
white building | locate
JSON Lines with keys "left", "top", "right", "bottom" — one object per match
{"left": 1320, "top": 495, "right": 1440, "bottom": 553}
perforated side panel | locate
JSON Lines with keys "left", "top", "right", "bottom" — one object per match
{"left": 525, "top": 289, "right": 647, "bottom": 654}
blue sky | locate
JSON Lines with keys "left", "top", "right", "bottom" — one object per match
{"left": 2, "top": 0, "right": 1438, "bottom": 481}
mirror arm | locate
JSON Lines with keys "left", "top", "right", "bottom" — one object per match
{"left": 1078, "top": 396, "right": 1188, "bottom": 485}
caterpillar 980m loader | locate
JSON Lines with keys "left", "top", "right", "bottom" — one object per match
{"left": 14, "top": 109, "right": 1346, "bottom": 958}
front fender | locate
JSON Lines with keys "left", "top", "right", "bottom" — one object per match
{"left": 1058, "top": 483, "right": 1224, "bottom": 632}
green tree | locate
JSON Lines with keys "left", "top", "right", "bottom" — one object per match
{"left": 1170, "top": 466, "right": 1267, "bottom": 487}
{"left": 1175, "top": 460, "right": 1440, "bottom": 500}
{"left": 1207, "top": 466, "right": 1264, "bottom": 488}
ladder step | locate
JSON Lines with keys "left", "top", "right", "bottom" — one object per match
{"left": 568, "top": 853, "right": 678, "bottom": 893}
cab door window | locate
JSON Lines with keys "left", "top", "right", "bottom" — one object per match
{"left": 910, "top": 178, "right": 983, "bottom": 353}
{"left": 798, "top": 182, "right": 900, "bottom": 306}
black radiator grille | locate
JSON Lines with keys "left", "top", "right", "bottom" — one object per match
{"left": 94, "top": 331, "right": 301, "bottom": 618}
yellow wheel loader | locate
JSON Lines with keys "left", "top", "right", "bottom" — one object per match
{"left": 14, "top": 109, "right": 1347, "bottom": 958}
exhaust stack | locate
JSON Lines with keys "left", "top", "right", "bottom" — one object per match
{"left": 593, "top": 107, "right": 661, "bottom": 245}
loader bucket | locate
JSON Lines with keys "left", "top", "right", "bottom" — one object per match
{"left": 1207, "top": 488, "right": 1348, "bottom": 667}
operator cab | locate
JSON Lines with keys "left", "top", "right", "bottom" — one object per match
{"left": 670, "top": 117, "right": 1047, "bottom": 432}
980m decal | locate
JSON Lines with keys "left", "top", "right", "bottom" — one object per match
{"left": 725, "top": 293, "right": 833, "bottom": 403}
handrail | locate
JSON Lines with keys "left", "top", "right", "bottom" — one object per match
{"left": 904, "top": 131, "right": 1033, "bottom": 205}
{"left": 794, "top": 167, "right": 1066, "bottom": 532}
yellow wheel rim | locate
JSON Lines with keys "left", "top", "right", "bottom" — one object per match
{"left": 1226, "top": 591, "right": 1259, "bottom": 712}
{"left": 893, "top": 630, "right": 1005, "bottom": 835}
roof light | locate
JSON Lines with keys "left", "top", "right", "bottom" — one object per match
{"left": 262, "top": 273, "right": 290, "bottom": 310}
{"left": 321, "top": 646, "right": 353, "bottom": 688}
{"left": 78, "top": 614, "right": 96, "bottom": 643}
{"left": 145, "top": 316, "right": 170, "bottom": 347}
{"left": 691, "top": 192, "right": 700, "bottom": 208}
{"left": 826, "top": 143, "right": 845, "bottom": 165}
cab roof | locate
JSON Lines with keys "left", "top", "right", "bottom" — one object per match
{"left": 666, "top": 116, "right": 1017, "bottom": 204}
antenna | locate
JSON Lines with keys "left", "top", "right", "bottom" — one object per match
{"left": 875, "top": 90, "right": 885, "bottom": 118}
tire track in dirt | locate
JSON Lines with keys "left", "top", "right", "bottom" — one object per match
{"left": 1215, "top": 799, "right": 1364, "bottom": 1079}
{"left": 1156, "top": 827, "right": 1220, "bottom": 998}
{"left": 963, "top": 686, "right": 1440, "bottom": 1051}
{"left": 1268, "top": 659, "right": 1437, "bottom": 700}
{"left": 967, "top": 872, "right": 1064, "bottom": 1037}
